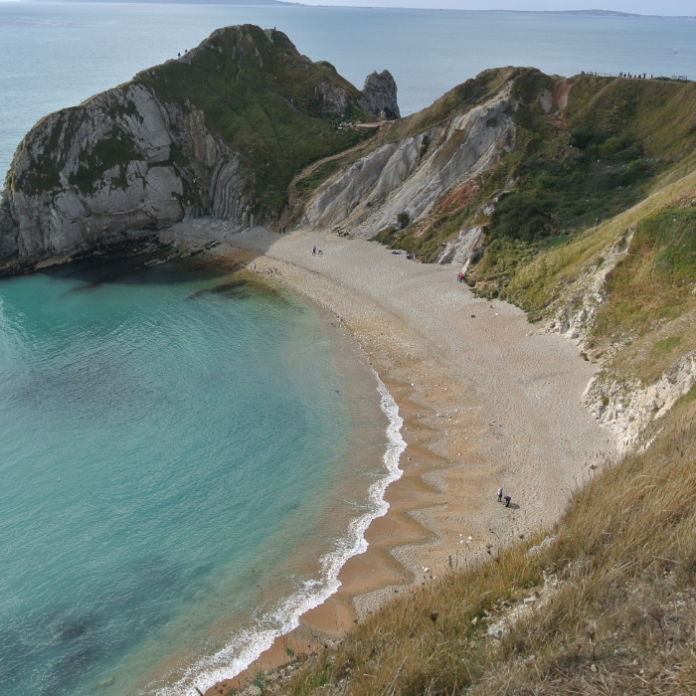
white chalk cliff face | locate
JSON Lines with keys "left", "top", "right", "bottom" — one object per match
{"left": 303, "top": 95, "right": 516, "bottom": 237}
{"left": 0, "top": 83, "right": 246, "bottom": 272}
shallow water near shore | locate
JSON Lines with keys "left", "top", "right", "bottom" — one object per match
{"left": 0, "top": 257, "right": 392, "bottom": 696}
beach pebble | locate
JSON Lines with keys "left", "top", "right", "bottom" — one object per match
{"left": 240, "top": 686, "right": 263, "bottom": 696}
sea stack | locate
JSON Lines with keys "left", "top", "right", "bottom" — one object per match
{"left": 358, "top": 70, "right": 401, "bottom": 120}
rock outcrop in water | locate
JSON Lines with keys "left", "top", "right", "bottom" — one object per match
{"left": 0, "top": 24, "right": 399, "bottom": 276}
{"left": 358, "top": 70, "right": 401, "bottom": 120}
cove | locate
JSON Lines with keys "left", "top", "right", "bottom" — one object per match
{"left": 0, "top": 255, "right": 389, "bottom": 696}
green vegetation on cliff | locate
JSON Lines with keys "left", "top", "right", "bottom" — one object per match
{"left": 4, "top": 24, "right": 377, "bottom": 228}
{"left": 68, "top": 128, "right": 144, "bottom": 195}
{"left": 379, "top": 72, "right": 696, "bottom": 275}
{"left": 284, "top": 402, "right": 696, "bottom": 696}
{"left": 137, "top": 25, "right": 372, "bottom": 215}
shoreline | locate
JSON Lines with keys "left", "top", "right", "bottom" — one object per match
{"left": 159, "top": 221, "right": 617, "bottom": 695}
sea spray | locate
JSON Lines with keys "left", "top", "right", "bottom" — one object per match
{"left": 157, "top": 369, "right": 406, "bottom": 695}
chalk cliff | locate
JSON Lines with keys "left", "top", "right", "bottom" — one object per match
{"left": 303, "top": 93, "right": 514, "bottom": 238}
{"left": 0, "top": 24, "right": 398, "bottom": 276}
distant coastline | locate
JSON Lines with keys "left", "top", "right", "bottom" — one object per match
{"left": 32, "top": 0, "right": 304, "bottom": 6}
{"left": 29, "top": 1, "right": 696, "bottom": 20}
{"left": 484, "top": 8, "right": 696, "bottom": 19}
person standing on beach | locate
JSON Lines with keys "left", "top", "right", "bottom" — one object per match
{"left": 312, "top": 246, "right": 316, "bottom": 255}
{"left": 497, "top": 487, "right": 503, "bottom": 503}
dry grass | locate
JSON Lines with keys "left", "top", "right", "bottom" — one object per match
{"left": 282, "top": 403, "right": 696, "bottom": 696}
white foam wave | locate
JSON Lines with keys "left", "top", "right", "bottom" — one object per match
{"left": 154, "top": 369, "right": 405, "bottom": 696}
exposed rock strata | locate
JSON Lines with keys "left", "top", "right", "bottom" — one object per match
{"left": 0, "top": 83, "right": 244, "bottom": 275}
{"left": 542, "top": 226, "right": 635, "bottom": 349}
{"left": 303, "top": 95, "right": 515, "bottom": 237}
{"left": 537, "top": 223, "right": 696, "bottom": 453}
{"left": 436, "top": 226, "right": 485, "bottom": 272}
{"left": 584, "top": 352, "right": 696, "bottom": 454}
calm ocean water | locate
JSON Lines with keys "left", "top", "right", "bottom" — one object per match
{"left": 0, "top": 257, "right": 395, "bottom": 696}
{"left": 0, "top": 3, "right": 694, "bottom": 694}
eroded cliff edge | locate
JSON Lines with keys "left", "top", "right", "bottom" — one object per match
{"left": 0, "top": 24, "right": 399, "bottom": 275}
{"left": 297, "top": 67, "right": 696, "bottom": 451}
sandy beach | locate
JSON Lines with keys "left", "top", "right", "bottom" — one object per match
{"left": 160, "top": 221, "right": 616, "bottom": 693}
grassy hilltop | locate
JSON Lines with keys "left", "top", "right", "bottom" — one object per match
{"left": 134, "top": 25, "right": 371, "bottom": 216}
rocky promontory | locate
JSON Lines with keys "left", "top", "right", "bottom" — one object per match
{"left": 0, "top": 24, "right": 399, "bottom": 276}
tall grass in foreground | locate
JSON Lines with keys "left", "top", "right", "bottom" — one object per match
{"left": 288, "top": 406, "right": 696, "bottom": 695}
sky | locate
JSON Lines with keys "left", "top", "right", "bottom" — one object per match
{"left": 1, "top": 0, "right": 694, "bottom": 15}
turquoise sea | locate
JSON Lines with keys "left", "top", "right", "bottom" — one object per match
{"left": 0, "top": 255, "right": 399, "bottom": 696}
{"left": 0, "top": 3, "right": 695, "bottom": 695}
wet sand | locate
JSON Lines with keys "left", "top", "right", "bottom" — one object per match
{"left": 160, "top": 222, "right": 616, "bottom": 693}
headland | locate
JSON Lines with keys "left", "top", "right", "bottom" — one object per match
{"left": 4, "top": 21, "right": 696, "bottom": 695}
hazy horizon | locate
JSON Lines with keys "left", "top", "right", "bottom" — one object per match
{"left": 3, "top": 0, "right": 696, "bottom": 19}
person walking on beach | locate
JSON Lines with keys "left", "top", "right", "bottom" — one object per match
{"left": 497, "top": 487, "right": 503, "bottom": 503}
{"left": 312, "top": 246, "right": 316, "bottom": 255}
{"left": 504, "top": 495, "right": 512, "bottom": 508}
